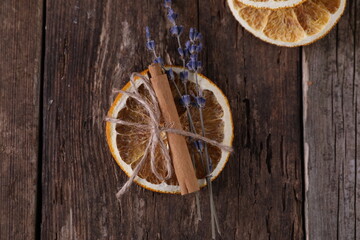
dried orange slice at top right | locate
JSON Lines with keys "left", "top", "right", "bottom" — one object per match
{"left": 228, "top": 0, "right": 346, "bottom": 47}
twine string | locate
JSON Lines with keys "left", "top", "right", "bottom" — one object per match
{"left": 105, "top": 72, "right": 233, "bottom": 198}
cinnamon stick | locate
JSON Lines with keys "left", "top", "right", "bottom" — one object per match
{"left": 148, "top": 63, "right": 199, "bottom": 195}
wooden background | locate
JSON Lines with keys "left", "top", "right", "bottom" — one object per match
{"left": 0, "top": 0, "right": 358, "bottom": 239}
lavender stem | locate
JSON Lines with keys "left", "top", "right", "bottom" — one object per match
{"left": 196, "top": 72, "right": 221, "bottom": 237}
{"left": 169, "top": 20, "right": 202, "bottom": 221}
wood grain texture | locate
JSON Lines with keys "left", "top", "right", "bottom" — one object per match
{"left": 0, "top": 0, "right": 43, "bottom": 239}
{"left": 303, "top": 2, "right": 360, "bottom": 239}
{"left": 40, "top": 0, "right": 303, "bottom": 239}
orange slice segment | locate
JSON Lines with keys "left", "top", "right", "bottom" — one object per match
{"left": 228, "top": 0, "right": 346, "bottom": 47}
{"left": 106, "top": 66, "right": 234, "bottom": 194}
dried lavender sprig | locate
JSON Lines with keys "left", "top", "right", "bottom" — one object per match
{"left": 186, "top": 28, "right": 221, "bottom": 239}
{"left": 164, "top": 1, "right": 200, "bottom": 157}
{"left": 144, "top": 27, "right": 184, "bottom": 101}
{"left": 166, "top": 6, "right": 224, "bottom": 235}
{"left": 152, "top": 7, "right": 217, "bottom": 233}
{"left": 164, "top": 1, "right": 200, "bottom": 136}
{"left": 144, "top": 29, "right": 194, "bottom": 134}
{"left": 164, "top": 4, "right": 219, "bottom": 234}
{"left": 145, "top": 26, "right": 164, "bottom": 65}
{"left": 164, "top": 0, "right": 202, "bottom": 221}
{"left": 170, "top": 74, "right": 203, "bottom": 222}
{"left": 164, "top": 0, "right": 190, "bottom": 94}
{"left": 145, "top": 25, "right": 202, "bottom": 222}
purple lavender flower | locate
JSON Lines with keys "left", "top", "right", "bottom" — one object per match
{"left": 195, "top": 32, "right": 202, "bottom": 41}
{"left": 195, "top": 96, "right": 206, "bottom": 108}
{"left": 178, "top": 47, "right": 185, "bottom": 57}
{"left": 180, "top": 71, "right": 188, "bottom": 83}
{"left": 186, "top": 60, "right": 196, "bottom": 71}
{"left": 167, "top": 8, "right": 178, "bottom": 24}
{"left": 190, "top": 54, "right": 197, "bottom": 61}
{"left": 181, "top": 94, "right": 191, "bottom": 107}
{"left": 183, "top": 42, "right": 191, "bottom": 58}
{"left": 164, "top": 0, "right": 172, "bottom": 8}
{"left": 185, "top": 40, "right": 191, "bottom": 50}
{"left": 166, "top": 69, "right": 175, "bottom": 81}
{"left": 189, "top": 28, "right": 196, "bottom": 42}
{"left": 146, "top": 40, "right": 156, "bottom": 51}
{"left": 145, "top": 27, "right": 156, "bottom": 52}
{"left": 170, "top": 25, "right": 183, "bottom": 36}
{"left": 189, "top": 28, "right": 202, "bottom": 42}
{"left": 186, "top": 59, "right": 202, "bottom": 72}
{"left": 189, "top": 44, "right": 197, "bottom": 54}
{"left": 154, "top": 56, "right": 164, "bottom": 65}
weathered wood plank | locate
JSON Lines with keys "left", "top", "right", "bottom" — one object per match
{"left": 199, "top": 1, "right": 304, "bottom": 239}
{"left": 41, "top": 0, "right": 303, "bottom": 239}
{"left": 0, "top": 0, "right": 43, "bottom": 239}
{"left": 303, "top": 2, "right": 360, "bottom": 239}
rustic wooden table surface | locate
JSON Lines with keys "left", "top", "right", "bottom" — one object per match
{"left": 0, "top": 0, "right": 359, "bottom": 239}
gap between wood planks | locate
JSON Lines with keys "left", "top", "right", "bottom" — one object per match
{"left": 35, "top": 0, "right": 47, "bottom": 239}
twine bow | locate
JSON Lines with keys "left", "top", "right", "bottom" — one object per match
{"left": 105, "top": 72, "right": 233, "bottom": 198}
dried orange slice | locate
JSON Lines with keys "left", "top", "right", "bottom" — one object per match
{"left": 227, "top": 0, "right": 346, "bottom": 47}
{"left": 237, "top": 0, "right": 305, "bottom": 9}
{"left": 106, "top": 66, "right": 234, "bottom": 194}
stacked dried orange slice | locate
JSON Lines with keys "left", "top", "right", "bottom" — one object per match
{"left": 227, "top": 0, "right": 346, "bottom": 47}
{"left": 106, "top": 67, "right": 234, "bottom": 194}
